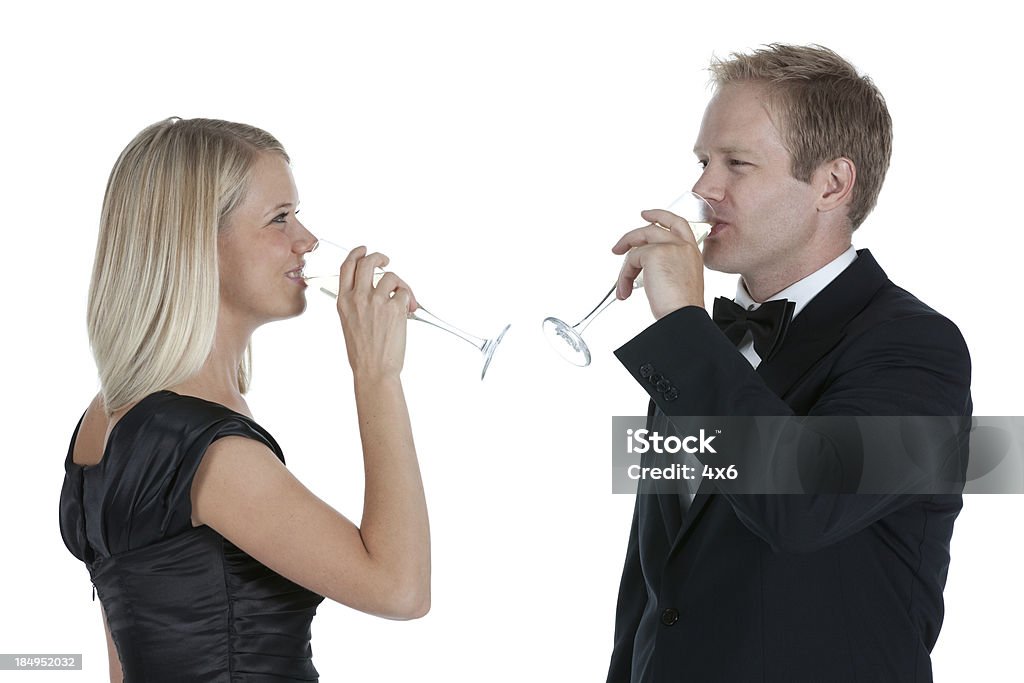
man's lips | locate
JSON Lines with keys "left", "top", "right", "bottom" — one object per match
{"left": 708, "top": 222, "right": 729, "bottom": 237}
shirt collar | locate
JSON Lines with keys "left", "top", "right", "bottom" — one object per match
{"left": 733, "top": 245, "right": 857, "bottom": 318}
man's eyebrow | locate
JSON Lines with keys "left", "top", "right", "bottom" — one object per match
{"left": 693, "top": 146, "right": 757, "bottom": 156}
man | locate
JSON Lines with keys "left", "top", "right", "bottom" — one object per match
{"left": 606, "top": 44, "right": 971, "bottom": 682}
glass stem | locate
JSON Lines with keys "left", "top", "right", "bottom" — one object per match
{"left": 411, "top": 305, "right": 487, "bottom": 351}
{"left": 574, "top": 284, "right": 619, "bottom": 335}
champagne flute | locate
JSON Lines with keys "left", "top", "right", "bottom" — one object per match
{"left": 303, "top": 240, "right": 510, "bottom": 380}
{"left": 542, "top": 191, "right": 715, "bottom": 367}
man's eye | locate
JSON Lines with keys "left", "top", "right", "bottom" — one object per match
{"left": 729, "top": 159, "right": 749, "bottom": 166}
{"left": 697, "top": 160, "right": 709, "bottom": 170}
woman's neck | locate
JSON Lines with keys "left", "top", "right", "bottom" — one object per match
{"left": 169, "top": 313, "right": 255, "bottom": 417}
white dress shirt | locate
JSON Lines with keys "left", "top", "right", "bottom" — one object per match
{"left": 732, "top": 245, "right": 858, "bottom": 368}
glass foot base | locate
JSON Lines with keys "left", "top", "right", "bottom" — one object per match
{"left": 480, "top": 323, "right": 511, "bottom": 380}
{"left": 542, "top": 317, "right": 591, "bottom": 367}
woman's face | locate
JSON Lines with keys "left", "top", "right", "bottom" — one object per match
{"left": 217, "top": 152, "right": 317, "bottom": 329}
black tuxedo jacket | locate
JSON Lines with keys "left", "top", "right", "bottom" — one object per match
{"left": 607, "top": 250, "right": 972, "bottom": 683}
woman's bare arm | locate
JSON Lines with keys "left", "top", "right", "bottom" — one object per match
{"left": 190, "top": 382, "right": 429, "bottom": 618}
{"left": 192, "top": 248, "right": 429, "bottom": 618}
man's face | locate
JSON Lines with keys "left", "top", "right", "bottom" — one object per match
{"left": 693, "top": 81, "right": 823, "bottom": 291}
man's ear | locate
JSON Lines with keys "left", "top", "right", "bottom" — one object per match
{"left": 815, "top": 157, "right": 856, "bottom": 215}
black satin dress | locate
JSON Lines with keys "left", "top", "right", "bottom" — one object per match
{"left": 59, "top": 391, "right": 325, "bottom": 681}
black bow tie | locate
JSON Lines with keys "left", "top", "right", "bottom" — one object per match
{"left": 712, "top": 296, "right": 795, "bottom": 362}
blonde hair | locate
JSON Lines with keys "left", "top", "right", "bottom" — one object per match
{"left": 88, "top": 117, "right": 289, "bottom": 414}
{"left": 709, "top": 44, "right": 892, "bottom": 230}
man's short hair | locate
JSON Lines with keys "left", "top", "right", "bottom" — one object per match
{"left": 709, "top": 43, "right": 892, "bottom": 230}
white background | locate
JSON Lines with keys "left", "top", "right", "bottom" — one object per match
{"left": 2, "top": 1, "right": 1021, "bottom": 680}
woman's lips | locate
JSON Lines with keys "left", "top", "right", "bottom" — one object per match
{"left": 708, "top": 222, "right": 728, "bottom": 238}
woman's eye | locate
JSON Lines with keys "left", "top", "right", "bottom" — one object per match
{"left": 272, "top": 213, "right": 289, "bottom": 224}
{"left": 729, "top": 159, "right": 749, "bottom": 167}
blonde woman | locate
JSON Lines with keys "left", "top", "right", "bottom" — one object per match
{"left": 59, "top": 118, "right": 430, "bottom": 682}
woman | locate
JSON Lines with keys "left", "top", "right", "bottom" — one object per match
{"left": 59, "top": 118, "right": 430, "bottom": 681}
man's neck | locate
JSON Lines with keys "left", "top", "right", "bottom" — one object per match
{"left": 742, "top": 243, "right": 852, "bottom": 302}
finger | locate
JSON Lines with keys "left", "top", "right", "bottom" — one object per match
{"left": 615, "top": 246, "right": 647, "bottom": 300}
{"left": 611, "top": 225, "right": 652, "bottom": 255}
{"left": 640, "top": 209, "right": 697, "bottom": 247}
{"left": 391, "top": 287, "right": 413, "bottom": 314}
{"left": 337, "top": 246, "right": 367, "bottom": 294}
{"left": 392, "top": 277, "right": 418, "bottom": 313}
{"left": 373, "top": 271, "right": 402, "bottom": 300}
{"left": 378, "top": 274, "right": 417, "bottom": 313}
{"left": 354, "top": 252, "right": 390, "bottom": 292}
{"left": 611, "top": 223, "right": 684, "bottom": 255}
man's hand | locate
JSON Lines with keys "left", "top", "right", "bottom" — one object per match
{"left": 611, "top": 209, "right": 705, "bottom": 320}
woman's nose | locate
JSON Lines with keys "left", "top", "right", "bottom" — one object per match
{"left": 295, "top": 221, "right": 318, "bottom": 253}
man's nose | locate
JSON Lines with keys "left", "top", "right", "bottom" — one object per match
{"left": 691, "top": 166, "right": 724, "bottom": 203}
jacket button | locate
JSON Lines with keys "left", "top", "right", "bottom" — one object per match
{"left": 661, "top": 607, "right": 679, "bottom": 626}
{"left": 656, "top": 379, "right": 671, "bottom": 393}
{"left": 649, "top": 373, "right": 663, "bottom": 385}
{"left": 664, "top": 388, "right": 679, "bottom": 402}
{"left": 639, "top": 363, "right": 654, "bottom": 378}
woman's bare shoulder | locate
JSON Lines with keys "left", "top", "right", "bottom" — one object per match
{"left": 72, "top": 393, "right": 132, "bottom": 467}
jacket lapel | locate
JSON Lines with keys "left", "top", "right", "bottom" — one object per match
{"left": 756, "top": 250, "right": 888, "bottom": 398}
{"left": 667, "top": 250, "right": 890, "bottom": 549}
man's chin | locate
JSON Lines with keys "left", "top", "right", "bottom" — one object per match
{"left": 701, "top": 248, "right": 741, "bottom": 275}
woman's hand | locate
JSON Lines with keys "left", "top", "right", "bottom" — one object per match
{"left": 335, "top": 246, "right": 418, "bottom": 379}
